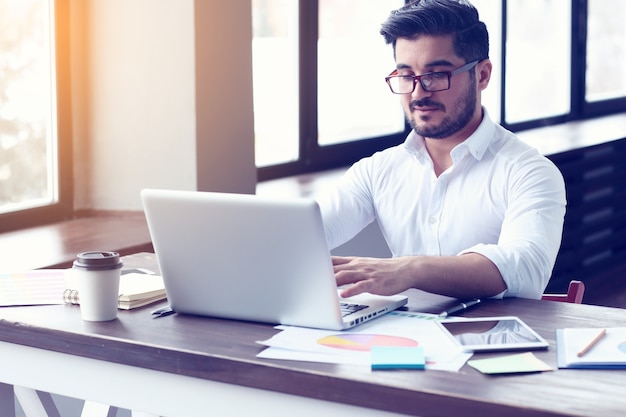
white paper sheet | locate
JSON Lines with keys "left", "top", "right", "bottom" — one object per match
{"left": 0, "top": 269, "right": 67, "bottom": 306}
{"left": 257, "top": 311, "right": 472, "bottom": 371}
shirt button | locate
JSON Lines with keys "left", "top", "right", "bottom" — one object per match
{"left": 429, "top": 217, "right": 438, "bottom": 224}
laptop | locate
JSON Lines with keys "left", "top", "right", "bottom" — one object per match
{"left": 140, "top": 189, "right": 407, "bottom": 330}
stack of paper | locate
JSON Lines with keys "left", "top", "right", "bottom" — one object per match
{"left": 0, "top": 270, "right": 67, "bottom": 306}
{"left": 257, "top": 311, "right": 472, "bottom": 372}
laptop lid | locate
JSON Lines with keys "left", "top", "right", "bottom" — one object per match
{"left": 140, "top": 189, "right": 407, "bottom": 330}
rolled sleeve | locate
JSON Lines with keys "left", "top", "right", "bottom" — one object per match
{"left": 460, "top": 163, "right": 566, "bottom": 299}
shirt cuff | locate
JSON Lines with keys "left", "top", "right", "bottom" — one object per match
{"left": 457, "top": 244, "right": 515, "bottom": 299}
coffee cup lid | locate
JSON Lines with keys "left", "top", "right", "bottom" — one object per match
{"left": 73, "top": 251, "right": 123, "bottom": 270}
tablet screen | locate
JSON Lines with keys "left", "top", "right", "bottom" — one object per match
{"left": 437, "top": 316, "right": 549, "bottom": 352}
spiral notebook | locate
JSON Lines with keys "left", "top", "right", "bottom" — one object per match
{"left": 63, "top": 272, "right": 166, "bottom": 310}
{"left": 0, "top": 269, "right": 165, "bottom": 310}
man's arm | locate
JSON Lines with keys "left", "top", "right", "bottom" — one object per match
{"left": 333, "top": 252, "right": 506, "bottom": 299}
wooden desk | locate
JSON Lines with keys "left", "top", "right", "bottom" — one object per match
{"left": 0, "top": 256, "right": 624, "bottom": 417}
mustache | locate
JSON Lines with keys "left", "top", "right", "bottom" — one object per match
{"left": 410, "top": 98, "right": 444, "bottom": 111}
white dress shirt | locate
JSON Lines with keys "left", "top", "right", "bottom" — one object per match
{"left": 316, "top": 110, "right": 566, "bottom": 299}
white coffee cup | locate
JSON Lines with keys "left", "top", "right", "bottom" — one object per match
{"left": 73, "top": 251, "right": 123, "bottom": 321}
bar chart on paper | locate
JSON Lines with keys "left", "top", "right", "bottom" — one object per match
{"left": 317, "top": 334, "right": 419, "bottom": 352}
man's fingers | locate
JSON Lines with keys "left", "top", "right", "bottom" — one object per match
{"left": 331, "top": 255, "right": 354, "bottom": 266}
{"left": 339, "top": 280, "right": 370, "bottom": 298}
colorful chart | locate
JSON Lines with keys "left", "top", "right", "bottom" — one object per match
{"left": 317, "top": 334, "right": 419, "bottom": 352}
{"left": 618, "top": 341, "right": 626, "bottom": 354}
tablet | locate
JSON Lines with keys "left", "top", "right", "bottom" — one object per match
{"left": 437, "top": 316, "right": 549, "bottom": 352}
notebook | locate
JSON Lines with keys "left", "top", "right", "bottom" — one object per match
{"left": 140, "top": 189, "right": 407, "bottom": 330}
{"left": 556, "top": 328, "right": 626, "bottom": 369}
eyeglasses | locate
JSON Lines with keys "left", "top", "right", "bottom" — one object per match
{"left": 385, "top": 60, "right": 480, "bottom": 94}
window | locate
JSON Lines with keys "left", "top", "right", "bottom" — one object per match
{"left": 316, "top": 0, "right": 405, "bottom": 147}
{"left": 586, "top": 0, "right": 626, "bottom": 103}
{"left": 470, "top": 0, "right": 501, "bottom": 122}
{"left": 252, "top": 0, "right": 407, "bottom": 180}
{"left": 0, "top": 0, "right": 71, "bottom": 233}
{"left": 252, "top": 0, "right": 626, "bottom": 182}
{"left": 252, "top": 0, "right": 299, "bottom": 168}
{"left": 504, "top": 0, "right": 571, "bottom": 124}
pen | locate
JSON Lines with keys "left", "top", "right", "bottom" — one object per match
{"left": 577, "top": 328, "right": 606, "bottom": 357}
{"left": 151, "top": 305, "right": 175, "bottom": 318}
{"left": 438, "top": 299, "right": 481, "bottom": 318}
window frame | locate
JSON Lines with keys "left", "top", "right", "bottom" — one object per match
{"left": 257, "top": 0, "right": 626, "bottom": 182}
{"left": 501, "top": 0, "right": 626, "bottom": 132}
{"left": 0, "top": 0, "right": 73, "bottom": 233}
{"left": 257, "top": 0, "right": 409, "bottom": 182}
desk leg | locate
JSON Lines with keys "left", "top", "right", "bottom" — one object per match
{"left": 80, "top": 402, "right": 160, "bottom": 417}
{"left": 0, "top": 383, "right": 16, "bottom": 417}
{"left": 80, "top": 401, "right": 120, "bottom": 417}
{"left": 131, "top": 412, "right": 160, "bottom": 417}
{"left": 13, "top": 387, "right": 60, "bottom": 417}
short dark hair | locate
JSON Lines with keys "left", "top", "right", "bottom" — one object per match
{"left": 380, "top": 0, "right": 489, "bottom": 63}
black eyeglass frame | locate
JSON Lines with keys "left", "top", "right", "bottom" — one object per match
{"left": 385, "top": 60, "right": 481, "bottom": 94}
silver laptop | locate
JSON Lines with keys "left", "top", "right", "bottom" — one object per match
{"left": 141, "top": 189, "right": 407, "bottom": 330}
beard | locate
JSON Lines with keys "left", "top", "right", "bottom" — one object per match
{"left": 406, "top": 82, "right": 477, "bottom": 139}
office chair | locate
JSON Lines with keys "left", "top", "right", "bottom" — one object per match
{"left": 541, "top": 280, "right": 585, "bottom": 304}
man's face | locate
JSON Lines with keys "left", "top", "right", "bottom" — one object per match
{"left": 394, "top": 35, "right": 483, "bottom": 141}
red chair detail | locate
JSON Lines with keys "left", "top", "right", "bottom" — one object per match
{"left": 542, "top": 280, "right": 585, "bottom": 304}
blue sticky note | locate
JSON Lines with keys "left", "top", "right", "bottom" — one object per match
{"left": 371, "top": 346, "right": 425, "bottom": 370}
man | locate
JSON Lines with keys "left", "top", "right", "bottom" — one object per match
{"left": 316, "top": 0, "right": 566, "bottom": 300}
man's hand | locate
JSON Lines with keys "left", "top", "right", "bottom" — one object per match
{"left": 332, "top": 253, "right": 507, "bottom": 299}
{"left": 332, "top": 256, "right": 414, "bottom": 298}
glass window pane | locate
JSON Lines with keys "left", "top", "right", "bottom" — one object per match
{"left": 471, "top": 0, "right": 502, "bottom": 123}
{"left": 505, "top": 0, "right": 571, "bottom": 124}
{"left": 0, "top": 0, "right": 57, "bottom": 214}
{"left": 252, "top": 0, "right": 299, "bottom": 168}
{"left": 586, "top": 0, "right": 626, "bottom": 102}
{"left": 317, "top": 0, "right": 405, "bottom": 147}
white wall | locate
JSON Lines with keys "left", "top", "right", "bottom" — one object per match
{"left": 67, "top": 0, "right": 388, "bottom": 258}
{"left": 71, "top": 0, "right": 255, "bottom": 211}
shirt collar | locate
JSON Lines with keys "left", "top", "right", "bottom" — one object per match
{"left": 455, "top": 108, "right": 496, "bottom": 161}
{"left": 404, "top": 107, "right": 496, "bottom": 162}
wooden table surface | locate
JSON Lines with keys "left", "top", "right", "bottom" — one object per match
{"left": 0, "top": 253, "right": 624, "bottom": 417}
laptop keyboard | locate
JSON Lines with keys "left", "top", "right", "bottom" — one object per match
{"left": 340, "top": 302, "right": 369, "bottom": 317}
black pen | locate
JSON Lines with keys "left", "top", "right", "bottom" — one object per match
{"left": 438, "top": 299, "right": 481, "bottom": 318}
{"left": 151, "top": 305, "right": 175, "bottom": 318}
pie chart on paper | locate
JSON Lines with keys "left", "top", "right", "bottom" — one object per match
{"left": 317, "top": 334, "right": 419, "bottom": 352}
